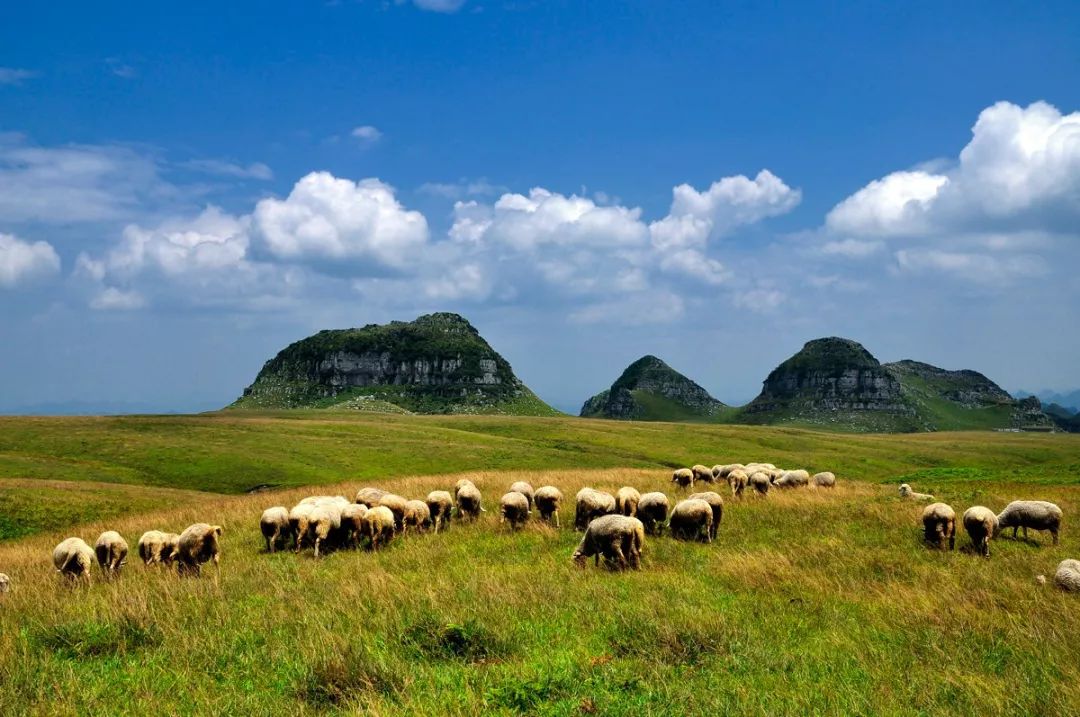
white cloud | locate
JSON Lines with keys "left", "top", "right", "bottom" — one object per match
{"left": 732, "top": 286, "right": 786, "bottom": 313}
{"left": 106, "top": 59, "right": 138, "bottom": 79}
{"left": 418, "top": 178, "right": 504, "bottom": 199}
{"left": 819, "top": 238, "right": 885, "bottom": 257}
{"left": 570, "top": 290, "right": 685, "bottom": 326}
{"left": 894, "top": 249, "right": 1047, "bottom": 284}
{"left": 0, "top": 68, "right": 36, "bottom": 86}
{"left": 181, "top": 159, "right": 273, "bottom": 180}
{"left": 658, "top": 249, "right": 729, "bottom": 285}
{"left": 351, "top": 125, "right": 383, "bottom": 144}
{"left": 254, "top": 172, "right": 428, "bottom": 268}
{"left": 409, "top": 0, "right": 467, "bottom": 12}
{"left": 90, "top": 287, "right": 145, "bottom": 311}
{"left": 827, "top": 101, "right": 1080, "bottom": 239}
{"left": 105, "top": 207, "right": 250, "bottom": 277}
{"left": 0, "top": 233, "right": 60, "bottom": 288}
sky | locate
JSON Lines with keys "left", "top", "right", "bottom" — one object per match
{"left": 1, "top": 1, "right": 1079, "bottom": 414}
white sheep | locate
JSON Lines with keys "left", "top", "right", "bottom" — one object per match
{"left": 636, "top": 492, "right": 670, "bottom": 535}
{"left": 687, "top": 492, "right": 723, "bottom": 541}
{"left": 425, "top": 491, "right": 454, "bottom": 533}
{"left": 774, "top": 470, "right": 810, "bottom": 489}
{"left": 455, "top": 482, "right": 485, "bottom": 521}
{"left": 377, "top": 494, "right": 409, "bottom": 533}
{"left": 176, "top": 523, "right": 224, "bottom": 576}
{"left": 94, "top": 531, "right": 128, "bottom": 577}
{"left": 899, "top": 484, "right": 935, "bottom": 501}
{"left": 669, "top": 499, "right": 713, "bottom": 543}
{"left": 499, "top": 492, "right": 530, "bottom": 531}
{"left": 137, "top": 530, "right": 180, "bottom": 566}
{"left": 748, "top": 472, "right": 771, "bottom": 497}
{"left": 671, "top": 468, "right": 694, "bottom": 489}
{"left": 572, "top": 514, "right": 645, "bottom": 571}
{"left": 260, "top": 507, "right": 290, "bottom": 553}
{"left": 403, "top": 499, "right": 432, "bottom": 534}
{"left": 812, "top": 472, "right": 836, "bottom": 488}
{"left": 0, "top": 572, "right": 9, "bottom": 595}
{"left": 921, "top": 503, "right": 956, "bottom": 550}
{"left": 574, "top": 488, "right": 617, "bottom": 530}
{"left": 996, "top": 501, "right": 1062, "bottom": 545}
{"left": 355, "top": 487, "right": 388, "bottom": 506}
{"left": 727, "top": 469, "right": 748, "bottom": 499}
{"left": 53, "top": 537, "right": 95, "bottom": 583}
{"left": 963, "top": 507, "right": 998, "bottom": 558}
{"left": 509, "top": 481, "right": 536, "bottom": 511}
{"left": 691, "top": 465, "right": 715, "bottom": 485}
{"left": 615, "top": 486, "right": 641, "bottom": 517}
{"left": 339, "top": 503, "right": 369, "bottom": 548}
{"left": 1055, "top": 559, "right": 1080, "bottom": 592}
{"left": 534, "top": 486, "right": 564, "bottom": 527}
{"left": 361, "top": 506, "right": 396, "bottom": 550}
{"left": 307, "top": 504, "right": 343, "bottom": 557}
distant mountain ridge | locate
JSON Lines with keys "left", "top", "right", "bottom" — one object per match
{"left": 580, "top": 355, "right": 726, "bottom": 421}
{"left": 231, "top": 313, "right": 557, "bottom": 415}
{"left": 1015, "top": 389, "right": 1080, "bottom": 414}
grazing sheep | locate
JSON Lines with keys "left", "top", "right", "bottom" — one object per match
{"left": 688, "top": 492, "right": 724, "bottom": 540}
{"left": 996, "top": 501, "right": 1062, "bottom": 545}
{"left": 425, "top": 490, "right": 454, "bottom": 533}
{"left": 774, "top": 470, "right": 810, "bottom": 489}
{"left": 361, "top": 506, "right": 396, "bottom": 550}
{"left": 572, "top": 514, "right": 645, "bottom": 571}
{"left": 260, "top": 507, "right": 290, "bottom": 553}
{"left": 727, "top": 469, "right": 749, "bottom": 499}
{"left": 94, "top": 531, "right": 128, "bottom": 577}
{"left": 176, "top": 523, "right": 224, "bottom": 576}
{"left": 137, "top": 531, "right": 180, "bottom": 566}
{"left": 339, "top": 504, "right": 369, "bottom": 548}
{"left": 899, "top": 484, "right": 935, "bottom": 501}
{"left": 716, "top": 464, "right": 744, "bottom": 480}
{"left": 1055, "top": 559, "right": 1080, "bottom": 592}
{"left": 53, "top": 538, "right": 95, "bottom": 582}
{"left": 377, "top": 494, "right": 409, "bottom": 533}
{"left": 921, "top": 503, "right": 957, "bottom": 550}
{"left": 509, "top": 481, "right": 536, "bottom": 510}
{"left": 299, "top": 495, "right": 350, "bottom": 508}
{"left": 307, "top": 504, "right": 344, "bottom": 557}
{"left": 574, "top": 488, "right": 617, "bottom": 530}
{"left": 691, "top": 464, "right": 715, "bottom": 485}
{"left": 403, "top": 499, "right": 432, "bottom": 534}
{"left": 456, "top": 482, "right": 485, "bottom": 522}
{"left": 616, "top": 486, "right": 642, "bottom": 517}
{"left": 963, "top": 507, "right": 998, "bottom": 558}
{"left": 0, "top": 573, "right": 9, "bottom": 594}
{"left": 812, "top": 472, "right": 836, "bottom": 489}
{"left": 636, "top": 492, "right": 670, "bottom": 536}
{"left": 289, "top": 503, "right": 317, "bottom": 554}
{"left": 669, "top": 499, "right": 713, "bottom": 543}
{"left": 749, "top": 472, "right": 771, "bottom": 497}
{"left": 533, "top": 486, "right": 563, "bottom": 527}
{"left": 499, "top": 492, "right": 530, "bottom": 531}
{"left": 355, "top": 487, "right": 388, "bottom": 507}
{"left": 671, "top": 468, "right": 694, "bottom": 489}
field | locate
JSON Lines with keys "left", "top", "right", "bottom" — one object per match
{"left": 1, "top": 413, "right": 1079, "bottom": 715}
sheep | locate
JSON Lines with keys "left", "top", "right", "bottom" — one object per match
{"left": 499, "top": 492, "right": 530, "bottom": 531}
{"left": 307, "top": 504, "right": 343, "bottom": 557}
{"left": 636, "top": 492, "right": 670, "bottom": 536}
{"left": 361, "top": 506, "right": 396, "bottom": 550}
{"left": 137, "top": 530, "right": 180, "bottom": 566}
{"left": 534, "top": 486, "right": 564, "bottom": 527}
{"left": 812, "top": 472, "right": 836, "bottom": 489}
{"left": 289, "top": 503, "right": 317, "bottom": 554}
{"left": 963, "top": 507, "right": 998, "bottom": 558}
{"left": 455, "top": 482, "right": 485, "bottom": 522}
{"left": 688, "top": 492, "right": 724, "bottom": 541}
{"left": 403, "top": 499, "right": 432, "bottom": 534}
{"left": 355, "top": 487, "right": 388, "bottom": 506}
{"left": 0, "top": 573, "right": 9, "bottom": 595}
{"left": 574, "top": 488, "right": 617, "bottom": 530}
{"left": 727, "top": 469, "right": 748, "bottom": 499}
{"left": 899, "top": 484, "right": 935, "bottom": 501}
{"left": 691, "top": 464, "right": 715, "bottom": 485}
{"left": 260, "top": 507, "right": 290, "bottom": 553}
{"left": 425, "top": 491, "right": 454, "bottom": 533}
{"left": 996, "top": 501, "right": 1062, "bottom": 545}
{"left": 509, "top": 481, "right": 536, "bottom": 511}
{"left": 715, "top": 464, "right": 744, "bottom": 480}
{"left": 299, "top": 495, "right": 350, "bottom": 508}
{"left": 749, "top": 472, "right": 771, "bottom": 497}
{"left": 339, "top": 504, "right": 369, "bottom": 548}
{"left": 94, "top": 531, "right": 128, "bottom": 577}
{"left": 921, "top": 503, "right": 956, "bottom": 550}
{"left": 671, "top": 468, "right": 695, "bottom": 489}
{"left": 669, "top": 499, "right": 713, "bottom": 543}
{"left": 175, "top": 523, "right": 224, "bottom": 576}
{"left": 774, "top": 470, "right": 810, "bottom": 489}
{"left": 377, "top": 494, "right": 409, "bottom": 533}
{"left": 1055, "top": 559, "right": 1080, "bottom": 592}
{"left": 615, "top": 486, "right": 641, "bottom": 517}
{"left": 53, "top": 537, "right": 96, "bottom": 583}
{"left": 572, "top": 514, "right": 645, "bottom": 571}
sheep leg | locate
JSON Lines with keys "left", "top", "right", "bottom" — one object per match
{"left": 1052, "top": 529, "right": 1059, "bottom": 546}
{"left": 609, "top": 540, "right": 627, "bottom": 570}
{"left": 1022, "top": 526, "right": 1028, "bottom": 540}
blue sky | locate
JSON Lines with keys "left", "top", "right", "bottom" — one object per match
{"left": 2, "top": 0, "right": 1079, "bottom": 413}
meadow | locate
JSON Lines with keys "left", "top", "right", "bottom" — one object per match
{"left": 0, "top": 413, "right": 1079, "bottom": 715}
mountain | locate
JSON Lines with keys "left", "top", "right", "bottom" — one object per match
{"left": 1014, "top": 389, "right": 1080, "bottom": 414}
{"left": 741, "top": 338, "right": 1054, "bottom": 432}
{"left": 580, "top": 355, "right": 727, "bottom": 421}
{"left": 231, "top": 313, "right": 558, "bottom": 415}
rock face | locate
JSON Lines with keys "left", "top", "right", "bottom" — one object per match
{"left": 232, "top": 313, "right": 556, "bottom": 415}
{"left": 745, "top": 338, "right": 912, "bottom": 417}
{"left": 884, "top": 360, "right": 1013, "bottom": 407}
{"left": 580, "top": 355, "right": 725, "bottom": 420}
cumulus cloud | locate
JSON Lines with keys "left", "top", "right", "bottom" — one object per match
{"left": 351, "top": 125, "right": 383, "bottom": 144}
{"left": 181, "top": 159, "right": 273, "bottom": 180}
{"left": 90, "top": 287, "right": 145, "bottom": 311}
{"left": 0, "top": 67, "right": 36, "bottom": 86}
{"left": 253, "top": 172, "right": 428, "bottom": 269}
{"left": 102, "top": 207, "right": 251, "bottom": 277}
{"left": 0, "top": 233, "right": 61, "bottom": 288}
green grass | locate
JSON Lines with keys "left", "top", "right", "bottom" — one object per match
{"left": 1, "top": 414, "right": 1080, "bottom": 715}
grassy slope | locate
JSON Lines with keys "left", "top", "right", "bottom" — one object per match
{"left": 1, "top": 414, "right": 1080, "bottom": 714}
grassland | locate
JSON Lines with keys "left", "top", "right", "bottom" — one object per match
{"left": 0, "top": 413, "right": 1079, "bottom": 715}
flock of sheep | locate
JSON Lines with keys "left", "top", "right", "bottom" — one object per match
{"left": 900, "top": 482, "right": 1077, "bottom": 589}
{"left": 6, "top": 462, "right": 1075, "bottom": 595}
